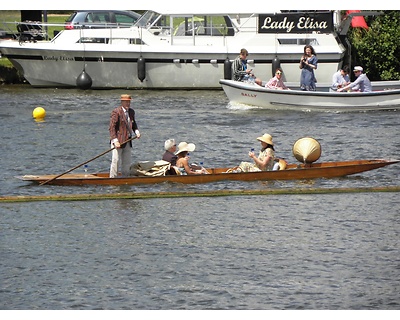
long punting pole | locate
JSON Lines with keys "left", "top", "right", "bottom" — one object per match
{"left": 39, "top": 136, "right": 137, "bottom": 186}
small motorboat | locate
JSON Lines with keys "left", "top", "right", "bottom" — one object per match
{"left": 220, "top": 79, "right": 400, "bottom": 111}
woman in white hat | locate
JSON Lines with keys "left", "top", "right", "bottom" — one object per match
{"left": 239, "top": 134, "right": 275, "bottom": 172}
{"left": 175, "top": 142, "right": 206, "bottom": 175}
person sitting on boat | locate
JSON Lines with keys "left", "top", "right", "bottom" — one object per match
{"left": 162, "top": 138, "right": 177, "bottom": 166}
{"left": 330, "top": 65, "right": 350, "bottom": 92}
{"left": 337, "top": 66, "right": 372, "bottom": 92}
{"left": 175, "top": 142, "right": 207, "bottom": 175}
{"left": 238, "top": 134, "right": 275, "bottom": 172}
{"left": 232, "top": 48, "right": 262, "bottom": 86}
{"left": 265, "top": 68, "right": 290, "bottom": 90}
{"left": 299, "top": 45, "right": 318, "bottom": 91}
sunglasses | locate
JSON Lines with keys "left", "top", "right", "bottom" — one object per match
{"left": 276, "top": 72, "right": 282, "bottom": 75}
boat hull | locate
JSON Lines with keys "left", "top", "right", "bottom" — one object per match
{"left": 220, "top": 79, "right": 400, "bottom": 111}
{"left": 17, "top": 159, "right": 399, "bottom": 186}
{"left": 2, "top": 43, "right": 341, "bottom": 89}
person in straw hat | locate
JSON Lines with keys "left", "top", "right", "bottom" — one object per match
{"left": 175, "top": 142, "right": 207, "bottom": 175}
{"left": 109, "top": 94, "right": 141, "bottom": 178}
{"left": 239, "top": 133, "right": 275, "bottom": 172}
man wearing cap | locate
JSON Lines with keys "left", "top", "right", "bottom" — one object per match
{"left": 162, "top": 139, "right": 177, "bottom": 166}
{"left": 338, "top": 66, "right": 372, "bottom": 92}
{"left": 109, "top": 94, "right": 141, "bottom": 178}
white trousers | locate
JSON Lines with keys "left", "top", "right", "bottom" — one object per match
{"left": 109, "top": 143, "right": 132, "bottom": 178}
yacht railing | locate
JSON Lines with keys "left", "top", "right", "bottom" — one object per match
{"left": 0, "top": 21, "right": 140, "bottom": 43}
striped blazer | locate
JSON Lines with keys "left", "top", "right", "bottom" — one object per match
{"left": 109, "top": 106, "right": 139, "bottom": 148}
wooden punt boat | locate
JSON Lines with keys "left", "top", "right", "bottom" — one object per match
{"left": 17, "top": 159, "right": 399, "bottom": 186}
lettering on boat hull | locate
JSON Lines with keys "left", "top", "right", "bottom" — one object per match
{"left": 241, "top": 92, "right": 257, "bottom": 98}
{"left": 43, "top": 56, "right": 75, "bottom": 62}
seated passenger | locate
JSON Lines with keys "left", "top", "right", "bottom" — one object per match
{"left": 239, "top": 133, "right": 275, "bottom": 172}
{"left": 232, "top": 48, "right": 262, "bottom": 85}
{"left": 175, "top": 142, "right": 207, "bottom": 175}
{"left": 265, "top": 68, "right": 290, "bottom": 90}
{"left": 162, "top": 138, "right": 177, "bottom": 166}
{"left": 330, "top": 65, "right": 350, "bottom": 92}
{"left": 338, "top": 66, "right": 372, "bottom": 92}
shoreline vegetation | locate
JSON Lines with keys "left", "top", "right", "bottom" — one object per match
{"left": 0, "top": 11, "right": 146, "bottom": 85}
{"left": 0, "top": 64, "right": 25, "bottom": 84}
{"left": 0, "top": 11, "right": 70, "bottom": 84}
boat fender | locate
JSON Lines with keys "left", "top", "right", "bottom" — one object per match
{"left": 76, "top": 70, "right": 92, "bottom": 90}
{"left": 224, "top": 58, "right": 232, "bottom": 79}
{"left": 272, "top": 56, "right": 281, "bottom": 77}
{"left": 137, "top": 56, "right": 146, "bottom": 82}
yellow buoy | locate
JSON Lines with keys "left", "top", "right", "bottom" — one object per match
{"left": 33, "top": 107, "right": 46, "bottom": 120}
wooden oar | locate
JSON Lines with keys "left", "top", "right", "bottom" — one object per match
{"left": 39, "top": 136, "right": 137, "bottom": 186}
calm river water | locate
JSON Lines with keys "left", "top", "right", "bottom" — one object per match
{"left": 0, "top": 85, "right": 399, "bottom": 310}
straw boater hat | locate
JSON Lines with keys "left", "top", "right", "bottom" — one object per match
{"left": 176, "top": 142, "right": 196, "bottom": 155}
{"left": 120, "top": 94, "right": 132, "bottom": 101}
{"left": 257, "top": 133, "right": 274, "bottom": 145}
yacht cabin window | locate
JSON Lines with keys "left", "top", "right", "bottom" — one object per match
{"left": 278, "top": 38, "right": 319, "bottom": 46}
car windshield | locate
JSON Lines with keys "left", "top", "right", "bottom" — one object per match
{"left": 65, "top": 13, "right": 77, "bottom": 23}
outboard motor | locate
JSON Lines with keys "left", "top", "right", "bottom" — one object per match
{"left": 76, "top": 70, "right": 92, "bottom": 90}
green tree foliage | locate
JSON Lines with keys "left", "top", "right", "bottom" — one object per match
{"left": 348, "top": 11, "right": 400, "bottom": 81}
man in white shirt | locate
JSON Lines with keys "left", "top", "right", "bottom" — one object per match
{"left": 330, "top": 65, "right": 350, "bottom": 91}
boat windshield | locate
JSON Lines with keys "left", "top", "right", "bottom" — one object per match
{"left": 134, "top": 11, "right": 163, "bottom": 28}
{"left": 134, "top": 11, "right": 235, "bottom": 37}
